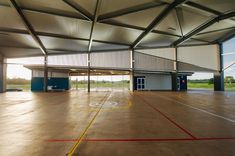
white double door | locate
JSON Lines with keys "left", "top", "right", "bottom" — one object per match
{"left": 137, "top": 77, "right": 145, "bottom": 90}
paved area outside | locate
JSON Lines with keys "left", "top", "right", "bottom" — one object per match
{"left": 0, "top": 90, "right": 235, "bottom": 155}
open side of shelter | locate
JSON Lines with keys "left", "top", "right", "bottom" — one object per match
{"left": 1, "top": 0, "right": 235, "bottom": 93}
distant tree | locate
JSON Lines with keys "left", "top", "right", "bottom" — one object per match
{"left": 7, "top": 78, "right": 30, "bottom": 85}
{"left": 225, "top": 76, "right": 234, "bottom": 84}
{"left": 208, "top": 78, "right": 214, "bottom": 84}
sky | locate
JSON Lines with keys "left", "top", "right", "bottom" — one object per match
{"left": 6, "top": 38, "right": 235, "bottom": 80}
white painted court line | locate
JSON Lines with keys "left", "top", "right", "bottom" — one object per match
{"left": 151, "top": 93, "right": 235, "bottom": 124}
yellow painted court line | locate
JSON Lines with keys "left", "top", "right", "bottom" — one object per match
{"left": 75, "top": 99, "right": 133, "bottom": 112}
{"left": 67, "top": 92, "right": 111, "bottom": 156}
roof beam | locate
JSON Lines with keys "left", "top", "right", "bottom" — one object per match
{"left": 197, "top": 26, "right": 235, "bottom": 36}
{"left": 47, "top": 48, "right": 130, "bottom": 54}
{"left": 0, "top": 4, "right": 184, "bottom": 39}
{"left": 101, "top": 20, "right": 182, "bottom": 37}
{"left": 88, "top": 0, "right": 101, "bottom": 51}
{"left": 184, "top": 1, "right": 222, "bottom": 16}
{"left": 173, "top": 11, "right": 235, "bottom": 46}
{"left": 98, "top": 2, "right": 166, "bottom": 21}
{"left": 134, "top": 42, "right": 212, "bottom": 50}
{"left": 130, "top": 0, "right": 186, "bottom": 48}
{"left": 22, "top": 6, "right": 87, "bottom": 20}
{"left": 184, "top": 1, "right": 235, "bottom": 23}
{"left": 191, "top": 38, "right": 211, "bottom": 43}
{"left": 8, "top": 0, "right": 47, "bottom": 55}
{"left": 62, "top": 0, "right": 93, "bottom": 21}
{"left": 216, "top": 29, "right": 235, "bottom": 43}
{"left": 0, "top": 27, "right": 130, "bottom": 46}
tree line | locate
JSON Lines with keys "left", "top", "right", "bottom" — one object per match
{"left": 188, "top": 76, "right": 235, "bottom": 84}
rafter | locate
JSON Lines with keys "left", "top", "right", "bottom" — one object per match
{"left": 197, "top": 26, "right": 235, "bottom": 36}
{"left": 131, "top": 0, "right": 186, "bottom": 48}
{"left": 62, "top": 0, "right": 93, "bottom": 21}
{"left": 184, "top": 1, "right": 222, "bottom": 16}
{"left": 173, "top": 11, "right": 235, "bottom": 46}
{"left": 0, "top": 27, "right": 130, "bottom": 46}
{"left": 88, "top": 0, "right": 101, "bottom": 51}
{"left": 8, "top": 0, "right": 47, "bottom": 55}
{"left": 98, "top": 2, "right": 166, "bottom": 21}
{"left": 0, "top": 4, "right": 186, "bottom": 39}
{"left": 216, "top": 29, "right": 235, "bottom": 43}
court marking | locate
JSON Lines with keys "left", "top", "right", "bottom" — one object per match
{"left": 47, "top": 137, "right": 235, "bottom": 142}
{"left": 71, "top": 97, "right": 132, "bottom": 112}
{"left": 46, "top": 92, "right": 235, "bottom": 144}
{"left": 149, "top": 92, "right": 235, "bottom": 123}
{"left": 134, "top": 93, "right": 197, "bottom": 139}
{"left": 67, "top": 92, "right": 111, "bottom": 156}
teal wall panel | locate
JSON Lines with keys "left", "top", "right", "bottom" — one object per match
{"left": 31, "top": 77, "right": 69, "bottom": 91}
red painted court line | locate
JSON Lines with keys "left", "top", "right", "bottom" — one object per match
{"left": 46, "top": 137, "right": 235, "bottom": 142}
{"left": 195, "top": 137, "right": 235, "bottom": 141}
{"left": 135, "top": 93, "right": 197, "bottom": 139}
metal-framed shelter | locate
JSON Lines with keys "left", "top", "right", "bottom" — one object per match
{"left": 1, "top": 0, "right": 235, "bottom": 92}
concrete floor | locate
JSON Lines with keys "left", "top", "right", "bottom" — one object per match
{"left": 0, "top": 90, "right": 235, "bottom": 155}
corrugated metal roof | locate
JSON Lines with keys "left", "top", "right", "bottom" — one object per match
{"left": 0, "top": 0, "right": 234, "bottom": 57}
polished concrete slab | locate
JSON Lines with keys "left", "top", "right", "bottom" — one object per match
{"left": 0, "top": 90, "right": 235, "bottom": 155}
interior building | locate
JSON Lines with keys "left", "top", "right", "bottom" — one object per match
{"left": 0, "top": 0, "right": 235, "bottom": 155}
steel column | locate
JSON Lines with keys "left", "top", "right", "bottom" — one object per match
{"left": 87, "top": 0, "right": 101, "bottom": 92}
{"left": 43, "top": 55, "right": 48, "bottom": 92}
{"left": 87, "top": 55, "right": 91, "bottom": 92}
{"left": 172, "top": 47, "right": 178, "bottom": 91}
{"left": 130, "top": 49, "right": 135, "bottom": 91}
{"left": 214, "top": 44, "right": 224, "bottom": 91}
{"left": 0, "top": 55, "right": 6, "bottom": 93}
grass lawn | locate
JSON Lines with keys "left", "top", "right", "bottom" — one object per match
{"left": 224, "top": 83, "right": 235, "bottom": 91}
{"left": 71, "top": 82, "right": 129, "bottom": 89}
{"left": 188, "top": 82, "right": 235, "bottom": 91}
{"left": 7, "top": 82, "right": 235, "bottom": 91}
{"left": 7, "top": 84, "right": 31, "bottom": 91}
{"left": 188, "top": 82, "right": 213, "bottom": 89}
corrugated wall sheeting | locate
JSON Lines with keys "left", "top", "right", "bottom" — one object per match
{"left": 136, "top": 48, "right": 175, "bottom": 60}
{"left": 178, "top": 45, "right": 219, "bottom": 71}
{"left": 90, "top": 51, "right": 130, "bottom": 69}
{"left": 178, "top": 62, "right": 217, "bottom": 72}
{"left": 48, "top": 54, "right": 87, "bottom": 67}
{"left": 32, "top": 70, "right": 69, "bottom": 78}
{"left": 134, "top": 52, "right": 174, "bottom": 71}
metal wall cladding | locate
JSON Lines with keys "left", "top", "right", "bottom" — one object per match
{"left": 134, "top": 52, "right": 174, "bottom": 71}
{"left": 178, "top": 62, "right": 217, "bottom": 72}
{"left": 136, "top": 48, "right": 175, "bottom": 60}
{"left": 48, "top": 54, "right": 88, "bottom": 67}
{"left": 32, "top": 70, "right": 69, "bottom": 78}
{"left": 177, "top": 45, "right": 219, "bottom": 71}
{"left": 90, "top": 51, "right": 131, "bottom": 69}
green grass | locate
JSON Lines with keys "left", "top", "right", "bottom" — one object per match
{"left": 188, "top": 82, "right": 235, "bottom": 91}
{"left": 7, "top": 84, "right": 31, "bottom": 91}
{"left": 224, "top": 83, "right": 235, "bottom": 91}
{"left": 7, "top": 82, "right": 235, "bottom": 91}
{"left": 188, "top": 82, "right": 213, "bottom": 89}
{"left": 71, "top": 82, "right": 129, "bottom": 89}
